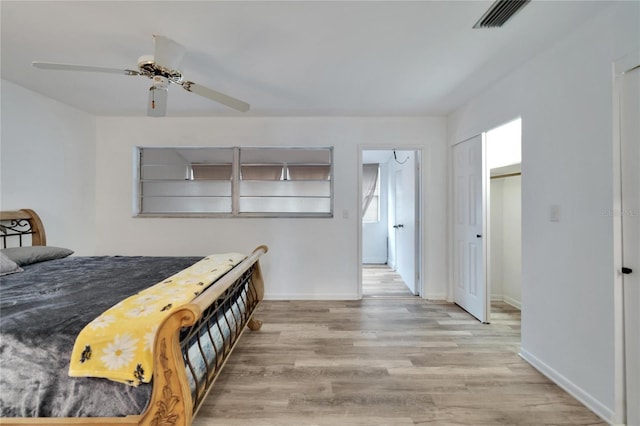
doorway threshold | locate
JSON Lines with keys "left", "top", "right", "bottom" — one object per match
{"left": 362, "top": 264, "right": 416, "bottom": 298}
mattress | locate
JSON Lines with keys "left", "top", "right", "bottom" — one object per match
{"left": 0, "top": 255, "right": 202, "bottom": 417}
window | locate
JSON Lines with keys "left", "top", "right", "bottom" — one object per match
{"left": 136, "top": 147, "right": 333, "bottom": 217}
{"left": 239, "top": 148, "right": 332, "bottom": 215}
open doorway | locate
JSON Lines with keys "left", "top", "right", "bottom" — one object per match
{"left": 452, "top": 118, "right": 521, "bottom": 322}
{"left": 487, "top": 118, "right": 522, "bottom": 318}
{"left": 360, "top": 149, "right": 421, "bottom": 299}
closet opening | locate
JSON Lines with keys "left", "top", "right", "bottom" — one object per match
{"left": 487, "top": 118, "right": 522, "bottom": 319}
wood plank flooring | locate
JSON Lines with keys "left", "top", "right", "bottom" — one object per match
{"left": 193, "top": 299, "right": 604, "bottom": 425}
{"left": 363, "top": 264, "right": 415, "bottom": 298}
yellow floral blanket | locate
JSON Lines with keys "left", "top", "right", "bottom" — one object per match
{"left": 68, "top": 253, "right": 246, "bottom": 386}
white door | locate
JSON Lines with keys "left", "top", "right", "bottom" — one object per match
{"left": 394, "top": 159, "right": 418, "bottom": 295}
{"left": 394, "top": 169, "right": 403, "bottom": 272}
{"left": 453, "top": 135, "right": 487, "bottom": 322}
{"left": 620, "top": 63, "right": 639, "bottom": 426}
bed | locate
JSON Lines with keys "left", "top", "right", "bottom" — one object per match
{"left": 0, "top": 209, "right": 267, "bottom": 425}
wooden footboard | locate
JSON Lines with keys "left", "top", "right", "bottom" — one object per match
{"left": 0, "top": 245, "right": 267, "bottom": 426}
{"left": 141, "top": 245, "right": 267, "bottom": 426}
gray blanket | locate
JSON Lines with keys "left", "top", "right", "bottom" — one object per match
{"left": 0, "top": 255, "right": 200, "bottom": 418}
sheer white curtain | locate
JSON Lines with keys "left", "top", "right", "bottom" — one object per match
{"left": 362, "top": 163, "right": 379, "bottom": 217}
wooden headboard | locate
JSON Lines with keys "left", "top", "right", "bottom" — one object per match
{"left": 0, "top": 209, "right": 47, "bottom": 247}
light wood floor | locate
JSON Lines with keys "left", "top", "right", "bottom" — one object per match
{"left": 363, "top": 264, "right": 415, "bottom": 298}
{"left": 193, "top": 299, "right": 604, "bottom": 425}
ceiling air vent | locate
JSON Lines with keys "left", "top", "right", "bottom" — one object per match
{"left": 473, "top": 0, "right": 531, "bottom": 28}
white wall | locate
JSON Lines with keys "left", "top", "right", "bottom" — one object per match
{"left": 447, "top": 2, "right": 639, "bottom": 422}
{"left": 490, "top": 175, "right": 521, "bottom": 309}
{"left": 95, "top": 116, "right": 447, "bottom": 300}
{"left": 490, "top": 178, "right": 505, "bottom": 300}
{"left": 0, "top": 80, "right": 96, "bottom": 255}
{"left": 501, "top": 176, "right": 521, "bottom": 308}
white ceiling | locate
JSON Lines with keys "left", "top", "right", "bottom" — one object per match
{"left": 1, "top": 1, "right": 612, "bottom": 117}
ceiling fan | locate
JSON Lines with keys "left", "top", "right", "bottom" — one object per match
{"left": 32, "top": 35, "right": 250, "bottom": 116}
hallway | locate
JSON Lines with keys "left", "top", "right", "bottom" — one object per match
{"left": 362, "top": 264, "right": 415, "bottom": 298}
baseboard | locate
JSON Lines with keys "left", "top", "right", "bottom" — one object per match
{"left": 362, "top": 259, "right": 388, "bottom": 265}
{"left": 264, "top": 293, "right": 359, "bottom": 300}
{"left": 519, "top": 348, "right": 615, "bottom": 424}
{"left": 265, "top": 293, "right": 448, "bottom": 301}
{"left": 490, "top": 295, "right": 521, "bottom": 310}
{"left": 424, "top": 293, "right": 447, "bottom": 301}
{"left": 502, "top": 295, "right": 521, "bottom": 310}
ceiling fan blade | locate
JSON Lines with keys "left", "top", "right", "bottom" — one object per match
{"left": 153, "top": 35, "right": 186, "bottom": 71}
{"left": 182, "top": 81, "right": 250, "bottom": 112}
{"left": 32, "top": 61, "right": 138, "bottom": 75}
{"left": 147, "top": 86, "right": 168, "bottom": 117}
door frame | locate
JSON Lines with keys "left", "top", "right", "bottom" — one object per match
{"left": 358, "top": 146, "right": 423, "bottom": 299}
{"left": 612, "top": 49, "right": 640, "bottom": 426}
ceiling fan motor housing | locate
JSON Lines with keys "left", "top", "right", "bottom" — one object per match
{"left": 137, "top": 54, "right": 155, "bottom": 68}
{"left": 137, "top": 54, "right": 183, "bottom": 84}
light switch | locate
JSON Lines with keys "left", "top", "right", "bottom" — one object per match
{"left": 343, "top": 209, "right": 349, "bottom": 219}
{"left": 549, "top": 205, "right": 560, "bottom": 222}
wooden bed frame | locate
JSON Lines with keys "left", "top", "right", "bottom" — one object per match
{"left": 0, "top": 209, "right": 267, "bottom": 426}
{"left": 0, "top": 209, "right": 46, "bottom": 248}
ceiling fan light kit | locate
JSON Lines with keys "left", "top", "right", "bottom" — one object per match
{"left": 151, "top": 75, "right": 170, "bottom": 89}
{"left": 31, "top": 35, "right": 250, "bottom": 116}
